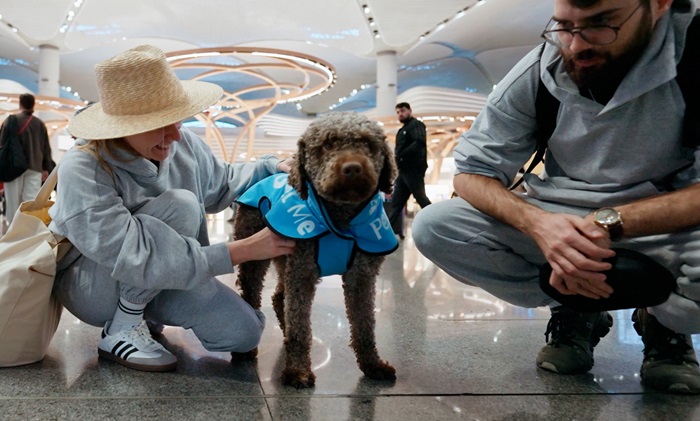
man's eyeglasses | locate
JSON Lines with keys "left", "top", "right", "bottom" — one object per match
{"left": 541, "top": 2, "right": 643, "bottom": 48}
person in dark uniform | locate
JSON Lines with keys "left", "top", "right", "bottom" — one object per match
{"left": 387, "top": 102, "right": 431, "bottom": 239}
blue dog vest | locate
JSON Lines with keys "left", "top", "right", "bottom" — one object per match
{"left": 237, "top": 173, "right": 398, "bottom": 276}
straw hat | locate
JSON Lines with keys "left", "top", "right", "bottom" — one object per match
{"left": 68, "top": 45, "right": 223, "bottom": 140}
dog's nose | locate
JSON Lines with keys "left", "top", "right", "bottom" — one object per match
{"left": 341, "top": 162, "right": 362, "bottom": 178}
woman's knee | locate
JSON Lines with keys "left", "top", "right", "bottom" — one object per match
{"left": 200, "top": 309, "right": 266, "bottom": 352}
{"left": 138, "top": 189, "right": 201, "bottom": 236}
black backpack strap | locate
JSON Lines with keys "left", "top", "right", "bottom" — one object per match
{"left": 678, "top": 11, "right": 700, "bottom": 148}
{"left": 510, "top": 44, "right": 560, "bottom": 190}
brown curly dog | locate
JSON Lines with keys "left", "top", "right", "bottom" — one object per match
{"left": 232, "top": 112, "right": 398, "bottom": 388}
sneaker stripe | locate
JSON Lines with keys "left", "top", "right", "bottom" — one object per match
{"left": 112, "top": 341, "right": 127, "bottom": 355}
{"left": 110, "top": 340, "right": 146, "bottom": 361}
{"left": 113, "top": 341, "right": 138, "bottom": 359}
{"left": 122, "top": 348, "right": 139, "bottom": 360}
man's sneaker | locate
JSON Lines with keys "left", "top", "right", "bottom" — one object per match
{"left": 536, "top": 306, "right": 613, "bottom": 374}
{"left": 632, "top": 308, "right": 700, "bottom": 394}
{"left": 98, "top": 320, "right": 177, "bottom": 372}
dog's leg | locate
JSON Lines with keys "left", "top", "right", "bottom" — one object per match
{"left": 280, "top": 243, "right": 318, "bottom": 388}
{"left": 342, "top": 254, "right": 396, "bottom": 381}
{"left": 272, "top": 257, "right": 287, "bottom": 333}
{"left": 231, "top": 208, "right": 269, "bottom": 363}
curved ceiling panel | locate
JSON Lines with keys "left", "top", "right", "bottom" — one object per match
{"left": 64, "top": 0, "right": 375, "bottom": 55}
{"left": 422, "top": 0, "right": 550, "bottom": 53}
{"left": 370, "top": 0, "right": 472, "bottom": 48}
{"left": 0, "top": 0, "right": 72, "bottom": 41}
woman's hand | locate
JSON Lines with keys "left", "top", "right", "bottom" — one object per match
{"left": 227, "top": 227, "right": 296, "bottom": 266}
{"left": 276, "top": 158, "right": 294, "bottom": 173}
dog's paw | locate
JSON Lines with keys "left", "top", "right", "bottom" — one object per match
{"left": 281, "top": 369, "right": 316, "bottom": 389}
{"left": 230, "top": 348, "right": 258, "bottom": 363}
{"left": 362, "top": 360, "right": 396, "bottom": 381}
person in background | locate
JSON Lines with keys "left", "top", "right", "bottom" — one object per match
{"left": 0, "top": 93, "right": 53, "bottom": 224}
{"left": 386, "top": 102, "right": 431, "bottom": 239}
{"left": 49, "top": 45, "right": 295, "bottom": 372}
{"left": 413, "top": 0, "right": 700, "bottom": 393}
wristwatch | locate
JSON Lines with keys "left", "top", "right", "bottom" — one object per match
{"left": 592, "top": 207, "right": 624, "bottom": 241}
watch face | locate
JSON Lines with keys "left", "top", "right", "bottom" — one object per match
{"left": 596, "top": 208, "right": 619, "bottom": 224}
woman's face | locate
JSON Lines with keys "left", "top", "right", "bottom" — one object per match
{"left": 124, "top": 122, "right": 182, "bottom": 161}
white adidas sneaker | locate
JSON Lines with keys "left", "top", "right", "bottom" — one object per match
{"left": 98, "top": 320, "right": 177, "bottom": 372}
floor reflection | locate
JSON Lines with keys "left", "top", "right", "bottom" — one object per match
{"left": 1, "top": 209, "right": 699, "bottom": 420}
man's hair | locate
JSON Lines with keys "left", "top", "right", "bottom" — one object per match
{"left": 395, "top": 102, "right": 411, "bottom": 110}
{"left": 19, "top": 93, "right": 35, "bottom": 111}
{"left": 569, "top": 0, "right": 649, "bottom": 8}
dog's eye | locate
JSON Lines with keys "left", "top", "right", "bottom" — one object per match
{"left": 361, "top": 138, "right": 377, "bottom": 152}
{"left": 322, "top": 142, "right": 334, "bottom": 151}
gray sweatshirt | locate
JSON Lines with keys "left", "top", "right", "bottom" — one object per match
{"left": 454, "top": 1, "right": 698, "bottom": 208}
{"left": 48, "top": 128, "right": 279, "bottom": 290}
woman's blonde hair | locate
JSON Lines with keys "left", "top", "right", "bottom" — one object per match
{"left": 75, "top": 138, "right": 139, "bottom": 175}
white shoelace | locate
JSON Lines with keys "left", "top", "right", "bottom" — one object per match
{"left": 119, "top": 321, "right": 166, "bottom": 353}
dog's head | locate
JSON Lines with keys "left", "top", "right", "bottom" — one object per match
{"left": 287, "top": 112, "right": 397, "bottom": 205}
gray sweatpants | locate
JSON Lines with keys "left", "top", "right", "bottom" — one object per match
{"left": 412, "top": 196, "right": 700, "bottom": 334}
{"left": 53, "top": 189, "right": 265, "bottom": 353}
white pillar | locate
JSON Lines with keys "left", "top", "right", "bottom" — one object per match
{"left": 38, "top": 44, "right": 60, "bottom": 97}
{"left": 38, "top": 44, "right": 61, "bottom": 163}
{"left": 376, "top": 50, "right": 397, "bottom": 119}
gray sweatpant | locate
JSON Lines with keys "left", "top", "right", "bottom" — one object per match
{"left": 412, "top": 196, "right": 700, "bottom": 334}
{"left": 53, "top": 189, "right": 265, "bottom": 353}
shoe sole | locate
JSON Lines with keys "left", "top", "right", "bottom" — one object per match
{"left": 98, "top": 348, "right": 177, "bottom": 372}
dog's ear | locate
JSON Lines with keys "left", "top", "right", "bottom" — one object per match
{"left": 379, "top": 140, "right": 398, "bottom": 195}
{"left": 287, "top": 138, "right": 309, "bottom": 200}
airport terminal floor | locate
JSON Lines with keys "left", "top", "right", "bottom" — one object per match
{"left": 1, "top": 210, "right": 699, "bottom": 420}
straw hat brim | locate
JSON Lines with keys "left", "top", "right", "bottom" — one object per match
{"left": 67, "top": 80, "right": 223, "bottom": 140}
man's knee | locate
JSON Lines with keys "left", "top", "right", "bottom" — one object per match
{"left": 412, "top": 200, "right": 462, "bottom": 257}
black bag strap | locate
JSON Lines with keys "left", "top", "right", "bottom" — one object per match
{"left": 678, "top": 11, "right": 700, "bottom": 147}
{"left": 510, "top": 44, "right": 559, "bottom": 190}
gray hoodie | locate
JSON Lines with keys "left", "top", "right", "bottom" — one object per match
{"left": 48, "top": 128, "right": 279, "bottom": 290}
{"left": 454, "top": 0, "right": 698, "bottom": 208}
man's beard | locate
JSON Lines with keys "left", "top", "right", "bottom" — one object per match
{"left": 562, "top": 10, "right": 653, "bottom": 96}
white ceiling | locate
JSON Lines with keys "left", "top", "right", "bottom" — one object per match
{"left": 0, "top": 0, "right": 553, "bottom": 115}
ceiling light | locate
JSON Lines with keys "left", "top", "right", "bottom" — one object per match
{"left": 363, "top": 5, "right": 370, "bottom": 13}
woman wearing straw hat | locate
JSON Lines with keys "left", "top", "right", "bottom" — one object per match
{"left": 48, "top": 45, "right": 296, "bottom": 372}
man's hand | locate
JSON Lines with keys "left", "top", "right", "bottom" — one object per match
{"left": 528, "top": 213, "right": 615, "bottom": 299}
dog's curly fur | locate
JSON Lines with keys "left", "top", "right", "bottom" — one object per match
{"left": 232, "top": 112, "right": 398, "bottom": 388}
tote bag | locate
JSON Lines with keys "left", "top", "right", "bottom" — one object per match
{"left": 0, "top": 167, "right": 70, "bottom": 366}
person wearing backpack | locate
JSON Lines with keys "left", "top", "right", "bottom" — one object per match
{"left": 0, "top": 93, "right": 53, "bottom": 225}
{"left": 413, "top": 0, "right": 700, "bottom": 393}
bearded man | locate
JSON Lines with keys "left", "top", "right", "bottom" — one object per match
{"left": 413, "top": 0, "right": 700, "bottom": 394}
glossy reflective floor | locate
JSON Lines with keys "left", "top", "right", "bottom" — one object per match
{"left": 1, "top": 210, "right": 700, "bottom": 420}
